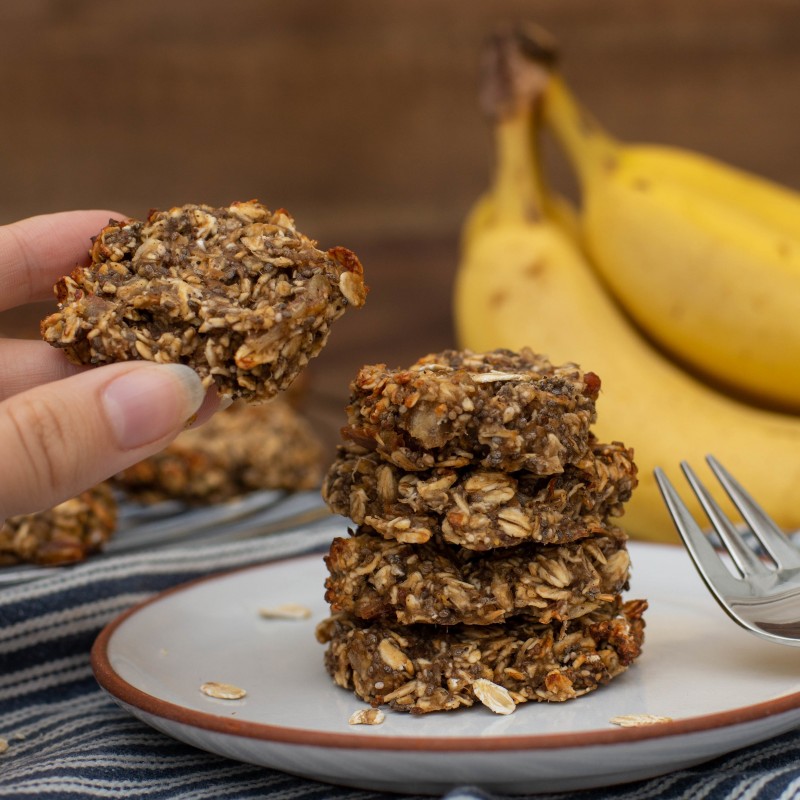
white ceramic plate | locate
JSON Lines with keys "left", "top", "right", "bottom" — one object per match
{"left": 91, "top": 541, "right": 800, "bottom": 795}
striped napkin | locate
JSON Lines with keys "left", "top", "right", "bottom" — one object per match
{"left": 1, "top": 524, "right": 799, "bottom": 800}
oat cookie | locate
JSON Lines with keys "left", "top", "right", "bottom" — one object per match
{"left": 114, "top": 398, "right": 324, "bottom": 504}
{"left": 41, "top": 201, "right": 367, "bottom": 402}
{"left": 324, "top": 527, "right": 630, "bottom": 626}
{"left": 316, "top": 599, "right": 646, "bottom": 714}
{"left": 0, "top": 483, "right": 117, "bottom": 565}
{"left": 341, "top": 348, "right": 599, "bottom": 474}
{"left": 323, "top": 438, "right": 636, "bottom": 549}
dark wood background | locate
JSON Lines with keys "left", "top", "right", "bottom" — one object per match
{"left": 2, "top": 0, "right": 799, "bottom": 454}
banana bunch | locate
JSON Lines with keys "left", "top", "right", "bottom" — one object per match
{"left": 454, "top": 29, "right": 800, "bottom": 541}
{"left": 540, "top": 53, "right": 800, "bottom": 413}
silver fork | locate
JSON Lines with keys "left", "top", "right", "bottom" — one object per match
{"left": 654, "top": 456, "right": 800, "bottom": 647}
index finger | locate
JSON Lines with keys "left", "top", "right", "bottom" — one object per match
{"left": 0, "top": 210, "right": 124, "bottom": 311}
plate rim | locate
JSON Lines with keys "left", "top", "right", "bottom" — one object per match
{"left": 91, "top": 542, "right": 800, "bottom": 753}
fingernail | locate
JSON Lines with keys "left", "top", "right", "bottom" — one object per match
{"left": 218, "top": 395, "right": 234, "bottom": 411}
{"left": 102, "top": 364, "right": 205, "bottom": 450}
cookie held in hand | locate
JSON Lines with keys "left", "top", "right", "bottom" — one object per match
{"left": 41, "top": 201, "right": 367, "bottom": 403}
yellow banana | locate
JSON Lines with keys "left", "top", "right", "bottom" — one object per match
{"left": 538, "top": 69, "right": 800, "bottom": 412}
{"left": 455, "top": 32, "right": 800, "bottom": 541}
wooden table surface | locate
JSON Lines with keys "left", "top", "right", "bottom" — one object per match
{"left": 2, "top": 0, "right": 800, "bottom": 458}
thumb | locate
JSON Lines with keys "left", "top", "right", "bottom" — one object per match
{"left": 0, "top": 361, "right": 206, "bottom": 520}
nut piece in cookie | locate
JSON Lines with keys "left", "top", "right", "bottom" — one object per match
{"left": 113, "top": 398, "right": 324, "bottom": 505}
{"left": 41, "top": 201, "right": 367, "bottom": 403}
{"left": 0, "top": 483, "right": 117, "bottom": 565}
{"left": 342, "top": 348, "right": 599, "bottom": 474}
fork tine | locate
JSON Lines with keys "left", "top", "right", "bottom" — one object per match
{"left": 654, "top": 468, "right": 740, "bottom": 596}
{"left": 679, "top": 461, "right": 770, "bottom": 578}
{"left": 706, "top": 455, "right": 800, "bottom": 570}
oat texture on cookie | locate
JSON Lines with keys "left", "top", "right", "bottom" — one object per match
{"left": 323, "top": 526, "right": 631, "bottom": 626}
{"left": 40, "top": 201, "right": 367, "bottom": 402}
{"left": 342, "top": 348, "right": 600, "bottom": 473}
{"left": 323, "top": 438, "right": 636, "bottom": 549}
{"left": 316, "top": 347, "right": 647, "bottom": 715}
{"left": 317, "top": 601, "right": 646, "bottom": 714}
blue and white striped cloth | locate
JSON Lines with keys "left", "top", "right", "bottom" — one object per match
{"left": 1, "top": 526, "right": 799, "bottom": 800}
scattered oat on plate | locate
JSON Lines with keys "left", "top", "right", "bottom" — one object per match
{"left": 610, "top": 714, "right": 673, "bottom": 727}
{"left": 258, "top": 603, "right": 312, "bottom": 620}
{"left": 200, "top": 681, "right": 247, "bottom": 700}
{"left": 41, "top": 201, "right": 367, "bottom": 402}
{"left": 472, "top": 679, "right": 516, "bottom": 715}
{"left": 348, "top": 708, "right": 385, "bottom": 725}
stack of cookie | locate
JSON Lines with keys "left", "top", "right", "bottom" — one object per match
{"left": 316, "top": 348, "right": 646, "bottom": 715}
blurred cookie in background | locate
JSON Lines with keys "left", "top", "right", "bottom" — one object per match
{"left": 113, "top": 398, "right": 325, "bottom": 506}
{"left": 0, "top": 483, "right": 118, "bottom": 565}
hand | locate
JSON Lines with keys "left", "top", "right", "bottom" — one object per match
{"left": 0, "top": 210, "right": 220, "bottom": 523}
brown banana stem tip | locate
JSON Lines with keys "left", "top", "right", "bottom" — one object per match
{"left": 479, "top": 24, "right": 559, "bottom": 121}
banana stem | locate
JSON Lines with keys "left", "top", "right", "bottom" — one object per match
{"left": 482, "top": 29, "right": 582, "bottom": 227}
{"left": 543, "top": 74, "right": 619, "bottom": 184}
{"left": 492, "top": 109, "right": 547, "bottom": 224}
{"left": 480, "top": 30, "right": 553, "bottom": 224}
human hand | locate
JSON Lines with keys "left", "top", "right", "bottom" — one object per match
{"left": 0, "top": 210, "right": 220, "bottom": 523}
